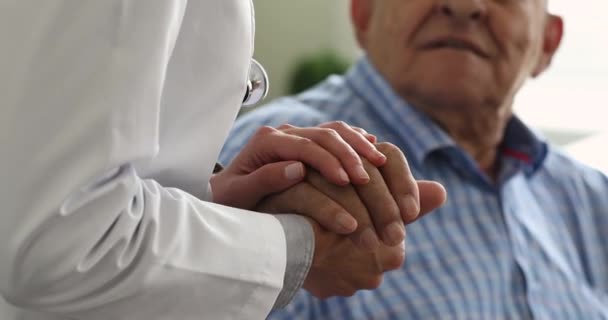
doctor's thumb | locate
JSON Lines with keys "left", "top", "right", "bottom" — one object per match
{"left": 217, "top": 161, "right": 306, "bottom": 210}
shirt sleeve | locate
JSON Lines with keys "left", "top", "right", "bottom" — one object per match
{"left": 273, "top": 215, "right": 315, "bottom": 309}
{"left": 0, "top": 1, "right": 287, "bottom": 319}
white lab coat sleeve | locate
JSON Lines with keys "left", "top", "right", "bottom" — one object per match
{"left": 0, "top": 1, "right": 287, "bottom": 319}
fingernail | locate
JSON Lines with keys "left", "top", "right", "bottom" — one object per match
{"left": 338, "top": 168, "right": 350, "bottom": 184}
{"left": 360, "top": 228, "right": 379, "bottom": 250}
{"left": 401, "top": 195, "right": 420, "bottom": 221}
{"left": 383, "top": 222, "right": 405, "bottom": 246}
{"left": 355, "top": 165, "right": 370, "bottom": 182}
{"left": 284, "top": 162, "right": 304, "bottom": 180}
{"left": 335, "top": 212, "right": 357, "bottom": 233}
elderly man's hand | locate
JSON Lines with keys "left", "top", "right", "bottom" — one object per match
{"left": 257, "top": 142, "right": 447, "bottom": 249}
{"left": 301, "top": 217, "right": 405, "bottom": 298}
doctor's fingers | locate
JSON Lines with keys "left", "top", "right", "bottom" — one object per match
{"left": 211, "top": 161, "right": 306, "bottom": 210}
{"left": 276, "top": 124, "right": 386, "bottom": 184}
{"left": 255, "top": 181, "right": 358, "bottom": 235}
{"left": 317, "top": 122, "right": 381, "bottom": 154}
{"left": 347, "top": 126, "right": 378, "bottom": 143}
{"left": 279, "top": 122, "right": 386, "bottom": 166}
{"left": 238, "top": 126, "right": 364, "bottom": 186}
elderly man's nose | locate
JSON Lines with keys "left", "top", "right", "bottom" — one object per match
{"left": 439, "top": 0, "right": 486, "bottom": 22}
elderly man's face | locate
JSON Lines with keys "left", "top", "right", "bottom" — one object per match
{"left": 352, "top": 0, "right": 563, "bottom": 110}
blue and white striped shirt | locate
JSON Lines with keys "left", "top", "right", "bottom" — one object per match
{"left": 220, "top": 57, "right": 608, "bottom": 320}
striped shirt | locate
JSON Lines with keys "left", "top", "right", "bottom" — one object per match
{"left": 220, "top": 57, "right": 608, "bottom": 320}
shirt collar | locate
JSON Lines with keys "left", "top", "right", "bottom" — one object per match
{"left": 500, "top": 117, "right": 548, "bottom": 175}
{"left": 344, "top": 56, "right": 547, "bottom": 175}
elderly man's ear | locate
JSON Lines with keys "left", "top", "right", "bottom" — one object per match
{"left": 532, "top": 14, "right": 564, "bottom": 78}
{"left": 351, "top": 0, "right": 373, "bottom": 47}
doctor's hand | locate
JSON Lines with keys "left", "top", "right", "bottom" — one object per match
{"left": 211, "top": 122, "right": 386, "bottom": 218}
{"left": 256, "top": 142, "right": 447, "bottom": 249}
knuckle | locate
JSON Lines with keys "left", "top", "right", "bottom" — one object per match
{"left": 253, "top": 126, "right": 277, "bottom": 138}
{"left": 296, "top": 136, "right": 315, "bottom": 147}
{"left": 319, "top": 201, "right": 342, "bottom": 219}
{"left": 334, "top": 120, "right": 349, "bottom": 128}
{"left": 352, "top": 126, "right": 367, "bottom": 134}
{"left": 378, "top": 142, "right": 409, "bottom": 165}
{"left": 375, "top": 142, "right": 398, "bottom": 154}
{"left": 344, "top": 149, "right": 363, "bottom": 165}
{"left": 323, "top": 120, "right": 349, "bottom": 130}
{"left": 277, "top": 123, "right": 295, "bottom": 130}
{"left": 320, "top": 128, "right": 340, "bottom": 139}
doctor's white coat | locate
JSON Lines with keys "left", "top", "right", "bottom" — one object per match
{"left": 0, "top": 1, "right": 288, "bottom": 319}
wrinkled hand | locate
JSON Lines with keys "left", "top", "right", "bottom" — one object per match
{"left": 211, "top": 122, "right": 386, "bottom": 214}
{"left": 257, "top": 142, "right": 447, "bottom": 249}
{"left": 302, "top": 217, "right": 405, "bottom": 299}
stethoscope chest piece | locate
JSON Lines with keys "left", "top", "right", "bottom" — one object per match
{"left": 242, "top": 59, "right": 269, "bottom": 107}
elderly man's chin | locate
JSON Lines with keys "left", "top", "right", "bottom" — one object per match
{"left": 410, "top": 55, "right": 497, "bottom": 110}
{"left": 435, "top": 87, "right": 491, "bottom": 111}
{"left": 404, "top": 78, "right": 495, "bottom": 113}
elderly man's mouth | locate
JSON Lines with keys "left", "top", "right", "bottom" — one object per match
{"left": 421, "top": 37, "right": 489, "bottom": 58}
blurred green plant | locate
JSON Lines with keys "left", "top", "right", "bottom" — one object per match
{"left": 287, "top": 50, "right": 350, "bottom": 95}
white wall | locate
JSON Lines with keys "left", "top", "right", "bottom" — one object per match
{"left": 565, "top": 133, "right": 608, "bottom": 173}
{"left": 253, "top": 0, "right": 359, "bottom": 100}
{"left": 515, "top": 0, "right": 608, "bottom": 135}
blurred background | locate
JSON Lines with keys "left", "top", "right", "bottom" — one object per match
{"left": 250, "top": 0, "right": 607, "bottom": 172}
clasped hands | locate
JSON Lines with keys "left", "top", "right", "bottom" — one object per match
{"left": 211, "top": 122, "right": 446, "bottom": 298}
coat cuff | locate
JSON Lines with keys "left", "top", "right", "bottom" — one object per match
{"left": 272, "top": 214, "right": 314, "bottom": 309}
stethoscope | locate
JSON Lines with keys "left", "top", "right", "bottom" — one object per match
{"left": 242, "top": 59, "right": 269, "bottom": 107}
